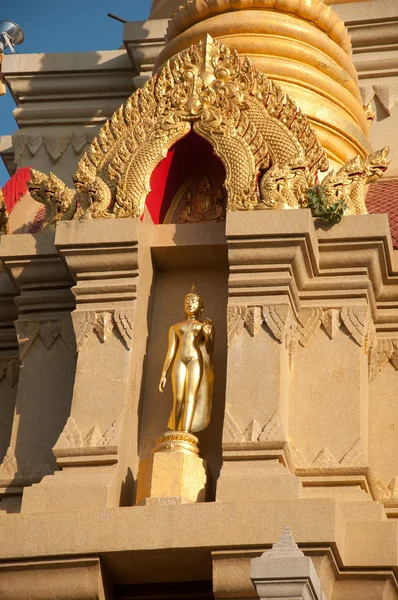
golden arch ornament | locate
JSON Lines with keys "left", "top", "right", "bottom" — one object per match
{"left": 74, "top": 35, "right": 329, "bottom": 218}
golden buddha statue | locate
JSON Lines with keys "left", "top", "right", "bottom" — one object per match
{"left": 159, "top": 284, "right": 215, "bottom": 434}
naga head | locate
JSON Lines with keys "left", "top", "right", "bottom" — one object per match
{"left": 27, "top": 169, "right": 47, "bottom": 203}
{"left": 365, "top": 146, "right": 391, "bottom": 182}
{"left": 72, "top": 160, "right": 96, "bottom": 193}
{"left": 344, "top": 147, "right": 390, "bottom": 183}
{"left": 43, "top": 173, "right": 71, "bottom": 212}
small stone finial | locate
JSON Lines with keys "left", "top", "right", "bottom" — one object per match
{"left": 262, "top": 527, "right": 304, "bottom": 560}
{"left": 251, "top": 527, "right": 324, "bottom": 600}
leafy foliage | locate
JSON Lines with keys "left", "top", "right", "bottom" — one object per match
{"left": 306, "top": 185, "right": 346, "bottom": 224}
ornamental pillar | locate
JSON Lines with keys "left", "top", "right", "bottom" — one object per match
{"left": 21, "top": 219, "right": 142, "bottom": 512}
{"left": 217, "top": 210, "right": 316, "bottom": 502}
{"left": 0, "top": 232, "right": 76, "bottom": 512}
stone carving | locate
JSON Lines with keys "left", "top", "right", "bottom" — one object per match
{"left": 341, "top": 306, "right": 369, "bottom": 346}
{"left": 370, "top": 474, "right": 391, "bottom": 502}
{"left": 72, "top": 311, "right": 96, "bottom": 353}
{"left": 388, "top": 478, "right": 398, "bottom": 500}
{"left": 0, "top": 188, "right": 8, "bottom": 236}
{"left": 223, "top": 408, "right": 242, "bottom": 443}
{"left": 320, "top": 147, "right": 390, "bottom": 215}
{"left": 259, "top": 410, "right": 286, "bottom": 442}
{"left": 12, "top": 133, "right": 93, "bottom": 163}
{"left": 373, "top": 83, "right": 398, "bottom": 116}
{"left": 290, "top": 438, "right": 367, "bottom": 471}
{"left": 262, "top": 305, "right": 295, "bottom": 344}
{"left": 16, "top": 320, "right": 76, "bottom": 359}
{"left": 297, "top": 308, "right": 323, "bottom": 347}
{"left": 55, "top": 417, "right": 83, "bottom": 449}
{"left": 288, "top": 439, "right": 309, "bottom": 468}
{"left": 15, "top": 321, "right": 41, "bottom": 359}
{"left": 53, "top": 414, "right": 124, "bottom": 456}
{"left": 223, "top": 410, "right": 286, "bottom": 444}
{"left": 311, "top": 447, "right": 339, "bottom": 469}
{"left": 42, "top": 135, "right": 71, "bottom": 162}
{"left": 0, "top": 357, "right": 20, "bottom": 387}
{"left": 227, "top": 306, "right": 246, "bottom": 346}
{"left": 93, "top": 312, "right": 114, "bottom": 343}
{"left": 0, "top": 447, "right": 21, "bottom": 480}
{"left": 340, "top": 438, "right": 366, "bottom": 467}
{"left": 27, "top": 169, "right": 76, "bottom": 229}
{"left": 113, "top": 309, "right": 135, "bottom": 351}
{"left": 368, "top": 337, "right": 398, "bottom": 380}
{"left": 27, "top": 135, "right": 43, "bottom": 156}
{"left": 242, "top": 420, "right": 262, "bottom": 442}
{"left": 360, "top": 86, "right": 375, "bottom": 107}
{"left": 72, "top": 309, "right": 134, "bottom": 352}
{"left": 321, "top": 308, "right": 342, "bottom": 340}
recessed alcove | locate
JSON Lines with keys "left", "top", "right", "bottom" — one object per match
{"left": 145, "top": 130, "right": 227, "bottom": 226}
{"left": 137, "top": 220, "right": 228, "bottom": 501}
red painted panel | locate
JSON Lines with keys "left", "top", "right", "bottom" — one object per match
{"left": 2, "top": 167, "right": 32, "bottom": 213}
{"left": 145, "top": 129, "right": 225, "bottom": 224}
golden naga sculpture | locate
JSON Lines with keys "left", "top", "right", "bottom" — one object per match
{"left": 74, "top": 35, "right": 327, "bottom": 218}
{"left": 27, "top": 169, "right": 76, "bottom": 228}
{"left": 72, "top": 162, "right": 113, "bottom": 219}
{"left": 159, "top": 285, "right": 214, "bottom": 434}
{"left": 0, "top": 188, "right": 8, "bottom": 235}
{"left": 320, "top": 146, "right": 390, "bottom": 215}
{"left": 256, "top": 154, "right": 312, "bottom": 210}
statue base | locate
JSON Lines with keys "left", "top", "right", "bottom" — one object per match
{"left": 136, "top": 431, "right": 207, "bottom": 505}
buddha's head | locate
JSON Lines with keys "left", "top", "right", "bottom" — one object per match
{"left": 184, "top": 283, "right": 204, "bottom": 318}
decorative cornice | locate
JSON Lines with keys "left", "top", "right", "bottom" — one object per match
{"left": 360, "top": 84, "right": 398, "bottom": 117}
{"left": 223, "top": 408, "right": 286, "bottom": 445}
{"left": 53, "top": 414, "right": 124, "bottom": 465}
{"left": 15, "top": 319, "right": 76, "bottom": 359}
{"left": 12, "top": 133, "right": 95, "bottom": 164}
{"left": 2, "top": 50, "right": 134, "bottom": 128}
{"left": 72, "top": 309, "right": 135, "bottom": 353}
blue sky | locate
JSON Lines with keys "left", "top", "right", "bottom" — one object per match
{"left": 0, "top": 0, "right": 153, "bottom": 186}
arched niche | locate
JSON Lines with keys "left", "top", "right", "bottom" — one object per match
{"left": 145, "top": 129, "right": 226, "bottom": 224}
{"left": 74, "top": 35, "right": 328, "bottom": 218}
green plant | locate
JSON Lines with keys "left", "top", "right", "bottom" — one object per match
{"left": 306, "top": 185, "right": 346, "bottom": 224}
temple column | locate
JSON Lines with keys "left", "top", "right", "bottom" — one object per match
{"left": 217, "top": 210, "right": 317, "bottom": 502}
{"left": 21, "top": 219, "right": 141, "bottom": 512}
{"left": 0, "top": 232, "right": 76, "bottom": 512}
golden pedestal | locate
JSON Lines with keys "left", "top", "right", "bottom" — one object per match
{"left": 136, "top": 432, "right": 207, "bottom": 505}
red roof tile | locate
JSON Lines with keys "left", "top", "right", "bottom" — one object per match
{"left": 366, "top": 181, "right": 398, "bottom": 248}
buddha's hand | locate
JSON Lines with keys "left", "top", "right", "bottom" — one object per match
{"left": 202, "top": 317, "right": 213, "bottom": 337}
{"left": 159, "top": 375, "right": 167, "bottom": 393}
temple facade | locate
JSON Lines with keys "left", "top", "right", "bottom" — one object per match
{"left": 0, "top": 1, "right": 397, "bottom": 599}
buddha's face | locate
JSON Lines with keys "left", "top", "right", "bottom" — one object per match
{"left": 184, "top": 294, "right": 201, "bottom": 317}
